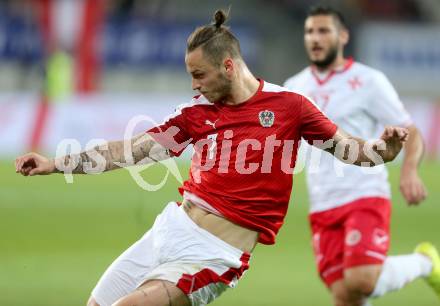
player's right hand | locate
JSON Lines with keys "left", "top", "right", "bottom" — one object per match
{"left": 378, "top": 126, "right": 409, "bottom": 162}
{"left": 15, "top": 152, "right": 55, "bottom": 176}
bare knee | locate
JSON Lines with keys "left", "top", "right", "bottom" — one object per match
{"left": 331, "top": 272, "right": 375, "bottom": 306}
{"left": 87, "top": 296, "right": 100, "bottom": 306}
{"left": 330, "top": 279, "right": 352, "bottom": 306}
{"left": 344, "top": 265, "right": 382, "bottom": 296}
{"left": 344, "top": 274, "right": 376, "bottom": 296}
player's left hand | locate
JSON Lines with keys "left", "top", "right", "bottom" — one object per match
{"left": 400, "top": 169, "right": 427, "bottom": 205}
{"left": 15, "top": 152, "right": 55, "bottom": 176}
{"left": 377, "top": 126, "right": 409, "bottom": 162}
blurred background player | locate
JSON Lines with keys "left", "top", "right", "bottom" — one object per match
{"left": 284, "top": 5, "right": 440, "bottom": 306}
{"left": 15, "top": 8, "right": 411, "bottom": 306}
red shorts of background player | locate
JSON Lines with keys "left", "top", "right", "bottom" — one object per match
{"left": 309, "top": 197, "right": 391, "bottom": 287}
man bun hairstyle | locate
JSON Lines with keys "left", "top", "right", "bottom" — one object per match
{"left": 213, "top": 9, "right": 227, "bottom": 28}
{"left": 187, "top": 9, "right": 242, "bottom": 66}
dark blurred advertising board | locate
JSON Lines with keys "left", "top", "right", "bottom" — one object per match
{"left": 0, "top": 11, "right": 260, "bottom": 68}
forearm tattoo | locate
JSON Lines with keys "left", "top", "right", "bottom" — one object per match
{"left": 55, "top": 134, "right": 170, "bottom": 174}
{"left": 325, "top": 134, "right": 386, "bottom": 167}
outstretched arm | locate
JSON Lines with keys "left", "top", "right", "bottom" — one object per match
{"left": 320, "top": 126, "right": 409, "bottom": 167}
{"left": 15, "top": 133, "right": 170, "bottom": 176}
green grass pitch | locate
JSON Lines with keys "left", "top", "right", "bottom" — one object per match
{"left": 1, "top": 160, "right": 439, "bottom": 305}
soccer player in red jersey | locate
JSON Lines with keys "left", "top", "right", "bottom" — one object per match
{"left": 284, "top": 5, "right": 439, "bottom": 306}
{"left": 16, "top": 9, "right": 409, "bottom": 306}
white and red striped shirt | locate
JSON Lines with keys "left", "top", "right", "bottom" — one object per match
{"left": 284, "top": 59, "right": 412, "bottom": 213}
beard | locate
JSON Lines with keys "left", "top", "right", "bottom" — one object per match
{"left": 310, "top": 45, "right": 338, "bottom": 69}
{"left": 204, "top": 72, "right": 232, "bottom": 103}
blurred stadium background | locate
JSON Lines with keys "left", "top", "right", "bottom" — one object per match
{"left": 1, "top": 0, "right": 439, "bottom": 305}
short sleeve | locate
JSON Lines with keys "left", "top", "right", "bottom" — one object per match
{"left": 366, "top": 71, "right": 412, "bottom": 127}
{"left": 300, "top": 95, "right": 338, "bottom": 143}
{"left": 146, "top": 104, "right": 193, "bottom": 157}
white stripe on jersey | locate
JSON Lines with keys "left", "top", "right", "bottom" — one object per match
{"left": 262, "top": 81, "right": 287, "bottom": 93}
{"left": 160, "top": 95, "right": 212, "bottom": 125}
{"left": 263, "top": 81, "right": 325, "bottom": 113}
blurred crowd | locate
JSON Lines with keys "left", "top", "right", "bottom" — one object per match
{"left": 0, "top": 0, "right": 438, "bottom": 93}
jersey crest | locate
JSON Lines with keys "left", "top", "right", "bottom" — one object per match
{"left": 259, "top": 110, "right": 275, "bottom": 127}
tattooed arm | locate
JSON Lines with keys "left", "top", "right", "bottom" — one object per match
{"left": 15, "top": 133, "right": 170, "bottom": 176}
{"left": 55, "top": 133, "right": 170, "bottom": 174}
{"left": 319, "top": 126, "right": 409, "bottom": 166}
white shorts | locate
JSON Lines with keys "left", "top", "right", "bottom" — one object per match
{"left": 91, "top": 202, "right": 251, "bottom": 306}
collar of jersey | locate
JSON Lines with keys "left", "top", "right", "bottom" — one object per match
{"left": 311, "top": 57, "right": 354, "bottom": 86}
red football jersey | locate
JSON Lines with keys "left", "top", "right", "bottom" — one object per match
{"left": 147, "top": 80, "right": 337, "bottom": 244}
